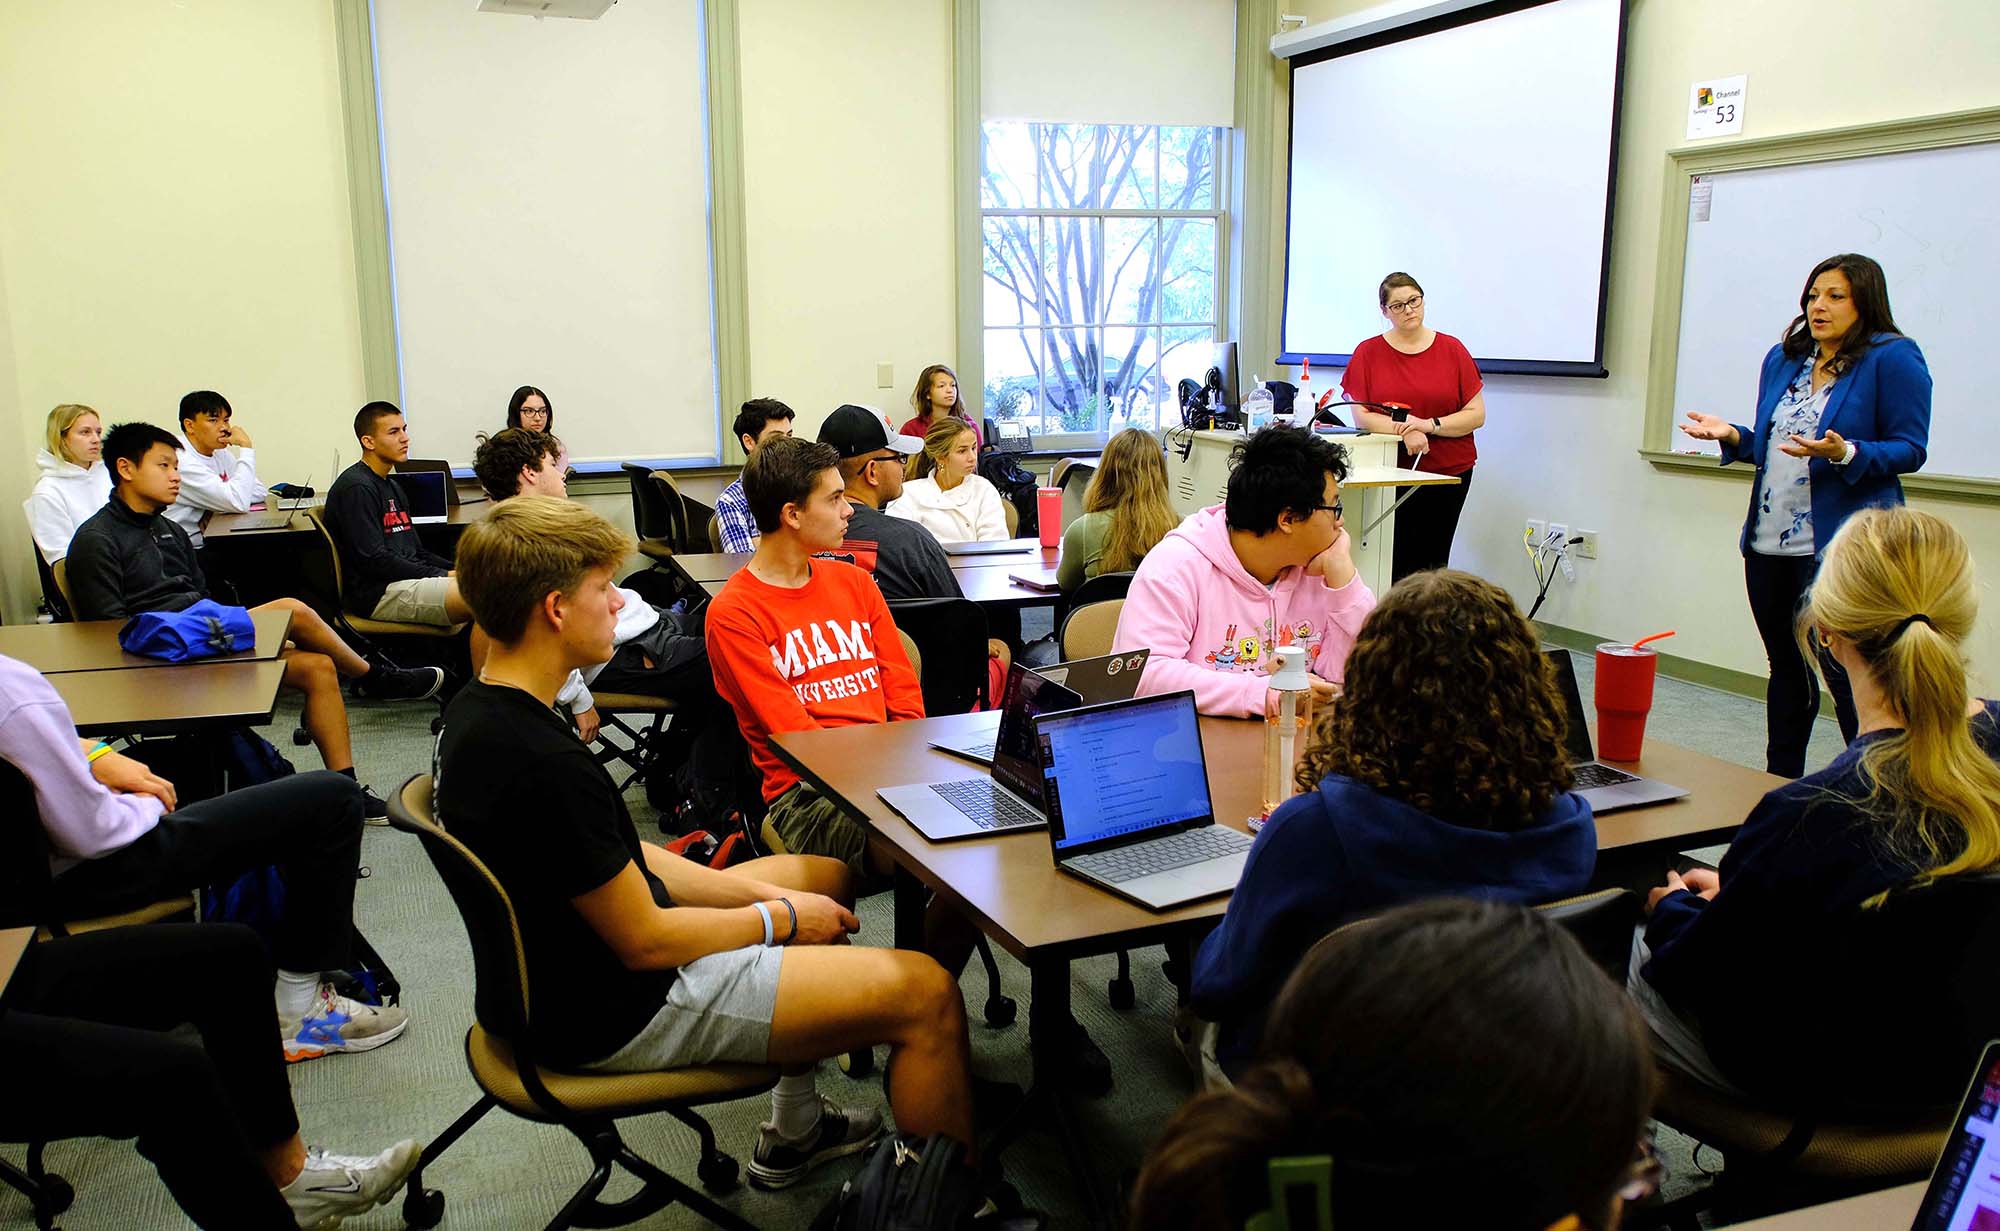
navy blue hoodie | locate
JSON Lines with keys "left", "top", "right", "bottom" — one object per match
{"left": 1192, "top": 773, "right": 1597, "bottom": 1069}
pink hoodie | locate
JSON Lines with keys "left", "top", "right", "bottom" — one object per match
{"left": 1112, "top": 506, "right": 1377, "bottom": 717}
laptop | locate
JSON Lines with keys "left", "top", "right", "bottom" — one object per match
{"left": 943, "top": 538, "right": 1037, "bottom": 557}
{"left": 220, "top": 471, "right": 314, "bottom": 532}
{"left": 877, "top": 666, "right": 1081, "bottom": 841}
{"left": 1545, "top": 650, "right": 1689, "bottom": 812}
{"left": 1913, "top": 1039, "right": 2000, "bottom": 1229}
{"left": 1036, "top": 691, "right": 1252, "bottom": 911}
{"left": 398, "top": 458, "right": 481, "bottom": 506}
{"left": 392, "top": 470, "right": 450, "bottom": 525}
{"left": 929, "top": 649, "right": 1152, "bottom": 764}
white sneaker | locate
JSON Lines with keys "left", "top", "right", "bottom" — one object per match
{"left": 281, "top": 984, "right": 410, "bottom": 1063}
{"left": 280, "top": 1139, "right": 421, "bottom": 1229}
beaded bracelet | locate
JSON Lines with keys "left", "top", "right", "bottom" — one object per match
{"left": 778, "top": 897, "right": 798, "bottom": 945}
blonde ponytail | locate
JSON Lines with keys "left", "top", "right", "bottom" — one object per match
{"left": 1804, "top": 507, "right": 2000, "bottom": 898}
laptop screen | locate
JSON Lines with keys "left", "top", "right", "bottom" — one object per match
{"left": 1035, "top": 692, "right": 1213, "bottom": 853}
{"left": 991, "top": 665, "right": 1080, "bottom": 803}
{"left": 393, "top": 470, "right": 448, "bottom": 521}
{"left": 1916, "top": 1040, "right": 2000, "bottom": 1230}
{"left": 1543, "top": 649, "right": 1598, "bottom": 765}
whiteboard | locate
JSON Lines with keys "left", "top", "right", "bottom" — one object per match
{"left": 1670, "top": 140, "right": 1998, "bottom": 478}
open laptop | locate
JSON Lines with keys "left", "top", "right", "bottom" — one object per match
{"left": 398, "top": 458, "right": 482, "bottom": 506}
{"left": 1036, "top": 691, "right": 1252, "bottom": 911}
{"left": 219, "top": 471, "right": 314, "bottom": 532}
{"left": 877, "top": 666, "right": 1080, "bottom": 841}
{"left": 930, "top": 649, "right": 1152, "bottom": 764}
{"left": 1545, "top": 649, "right": 1689, "bottom": 812}
{"left": 943, "top": 538, "right": 1038, "bottom": 557}
{"left": 392, "top": 470, "right": 450, "bottom": 525}
{"left": 1913, "top": 1039, "right": 2000, "bottom": 1229}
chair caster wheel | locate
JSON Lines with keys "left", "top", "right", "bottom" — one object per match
{"left": 430, "top": 716, "right": 445, "bottom": 735}
{"left": 697, "top": 1152, "right": 739, "bottom": 1193}
{"left": 983, "top": 993, "right": 1018, "bottom": 1028}
{"left": 40, "top": 1174, "right": 75, "bottom": 1216}
{"left": 839, "top": 1047, "right": 875, "bottom": 1078}
{"left": 1108, "top": 977, "right": 1136, "bottom": 1011}
{"left": 403, "top": 1185, "right": 445, "bottom": 1228}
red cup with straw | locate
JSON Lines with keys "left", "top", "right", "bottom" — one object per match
{"left": 1594, "top": 631, "right": 1674, "bottom": 763}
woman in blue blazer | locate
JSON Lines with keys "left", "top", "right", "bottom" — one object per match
{"left": 1683, "top": 253, "right": 1931, "bottom": 777}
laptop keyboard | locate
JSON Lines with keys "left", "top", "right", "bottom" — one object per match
{"left": 928, "top": 780, "right": 1042, "bottom": 830}
{"left": 1573, "top": 761, "right": 1640, "bottom": 790}
{"left": 1067, "top": 826, "right": 1252, "bottom": 884}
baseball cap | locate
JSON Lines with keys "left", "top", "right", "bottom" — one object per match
{"left": 818, "top": 403, "right": 924, "bottom": 459}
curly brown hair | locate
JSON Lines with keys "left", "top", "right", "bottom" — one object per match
{"left": 1295, "top": 569, "right": 1573, "bottom": 829}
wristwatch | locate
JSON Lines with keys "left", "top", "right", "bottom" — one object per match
{"left": 1431, "top": 416, "right": 1443, "bottom": 432}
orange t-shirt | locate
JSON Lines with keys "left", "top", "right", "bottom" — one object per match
{"left": 707, "top": 558, "right": 924, "bottom": 802}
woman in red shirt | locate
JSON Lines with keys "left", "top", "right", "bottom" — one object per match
{"left": 899, "top": 363, "right": 983, "bottom": 451}
{"left": 1341, "top": 273, "right": 1486, "bottom": 579}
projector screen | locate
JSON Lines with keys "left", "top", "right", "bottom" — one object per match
{"left": 1279, "top": 0, "right": 1627, "bottom": 376}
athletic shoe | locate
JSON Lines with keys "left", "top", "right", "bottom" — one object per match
{"left": 283, "top": 985, "right": 409, "bottom": 1063}
{"left": 747, "top": 1096, "right": 885, "bottom": 1190}
{"left": 359, "top": 664, "right": 445, "bottom": 702}
{"left": 360, "top": 786, "right": 389, "bottom": 826}
{"left": 280, "top": 1139, "right": 422, "bottom": 1229}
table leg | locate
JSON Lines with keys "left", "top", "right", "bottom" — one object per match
{"left": 1006, "top": 957, "right": 1115, "bottom": 1228}
{"left": 891, "top": 863, "right": 926, "bottom": 953}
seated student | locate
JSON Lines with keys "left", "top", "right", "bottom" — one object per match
{"left": 1188, "top": 570, "right": 1596, "bottom": 1072}
{"left": 1056, "top": 427, "right": 1179, "bottom": 594}
{"left": 324, "top": 401, "right": 472, "bottom": 627}
{"left": 164, "top": 390, "right": 265, "bottom": 547}
{"left": 899, "top": 363, "right": 983, "bottom": 452}
{"left": 1634, "top": 504, "right": 2000, "bottom": 1114}
{"left": 507, "top": 384, "right": 553, "bottom": 434}
{"left": 886, "top": 418, "right": 1009, "bottom": 544}
{"left": 438, "top": 496, "right": 975, "bottom": 1189}
{"left": 25, "top": 402, "right": 111, "bottom": 568}
{"left": 0, "top": 924, "right": 421, "bottom": 1229}
{"left": 1113, "top": 425, "right": 1376, "bottom": 718}
{"left": 1134, "top": 899, "right": 1654, "bottom": 1231}
{"left": 714, "top": 397, "right": 796, "bottom": 554}
{"left": 0, "top": 651, "right": 408, "bottom": 1061}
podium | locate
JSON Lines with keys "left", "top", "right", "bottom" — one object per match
{"left": 1160, "top": 426, "right": 1459, "bottom": 596}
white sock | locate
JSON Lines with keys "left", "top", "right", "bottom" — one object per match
{"left": 275, "top": 969, "right": 321, "bottom": 1021}
{"left": 770, "top": 1071, "right": 821, "bottom": 1140}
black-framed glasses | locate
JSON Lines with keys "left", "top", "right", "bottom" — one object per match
{"left": 1386, "top": 295, "right": 1424, "bottom": 314}
{"left": 1317, "top": 502, "right": 1344, "bottom": 519}
{"left": 869, "top": 452, "right": 905, "bottom": 467}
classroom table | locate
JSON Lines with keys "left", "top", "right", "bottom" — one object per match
{"left": 0, "top": 609, "right": 292, "bottom": 674}
{"left": 201, "top": 495, "right": 492, "bottom": 539}
{"left": 49, "top": 660, "right": 288, "bottom": 738}
{"left": 1727, "top": 1181, "right": 1923, "bottom": 1228}
{"left": 677, "top": 551, "right": 1067, "bottom": 611}
{"left": 769, "top": 711, "right": 1783, "bottom": 1221}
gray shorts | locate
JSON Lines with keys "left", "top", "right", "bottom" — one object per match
{"left": 371, "top": 576, "right": 455, "bottom": 626}
{"left": 582, "top": 943, "right": 785, "bottom": 1072}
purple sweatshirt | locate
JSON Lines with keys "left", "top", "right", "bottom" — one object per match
{"left": 0, "top": 653, "right": 163, "bottom": 875}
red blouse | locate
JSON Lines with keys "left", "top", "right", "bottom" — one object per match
{"left": 1340, "top": 332, "right": 1482, "bottom": 476}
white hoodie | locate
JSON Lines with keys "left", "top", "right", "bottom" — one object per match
{"left": 24, "top": 449, "right": 112, "bottom": 563}
{"left": 166, "top": 434, "right": 265, "bottom": 545}
{"left": 885, "top": 473, "right": 1009, "bottom": 544}
{"left": 555, "top": 585, "right": 663, "bottom": 715}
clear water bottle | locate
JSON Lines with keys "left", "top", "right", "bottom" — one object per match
{"left": 1242, "top": 376, "right": 1274, "bottom": 431}
{"left": 1263, "top": 645, "right": 1314, "bottom": 818}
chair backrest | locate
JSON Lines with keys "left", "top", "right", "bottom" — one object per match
{"left": 897, "top": 629, "right": 922, "bottom": 680}
{"left": 886, "top": 597, "right": 989, "bottom": 713}
{"left": 1063, "top": 568, "right": 1135, "bottom": 608}
{"left": 33, "top": 541, "right": 73, "bottom": 622}
{"left": 49, "top": 556, "right": 73, "bottom": 619}
{"left": 1061, "top": 597, "right": 1124, "bottom": 660}
{"left": 1001, "top": 498, "right": 1019, "bottom": 538}
{"left": 621, "top": 462, "right": 683, "bottom": 549}
{"left": 303, "top": 505, "right": 358, "bottom": 607}
{"left": 385, "top": 774, "right": 537, "bottom": 1046}
{"left": 1058, "top": 459, "right": 1096, "bottom": 529}
{"left": 707, "top": 514, "right": 725, "bottom": 552}
{"left": 1532, "top": 888, "right": 1640, "bottom": 982}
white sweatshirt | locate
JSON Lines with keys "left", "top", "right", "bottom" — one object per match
{"left": 166, "top": 435, "right": 266, "bottom": 544}
{"left": 556, "top": 585, "right": 664, "bottom": 715}
{"left": 885, "top": 474, "right": 1010, "bottom": 544}
{"left": 24, "top": 449, "right": 112, "bottom": 563}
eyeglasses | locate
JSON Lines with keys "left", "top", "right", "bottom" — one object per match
{"left": 1317, "top": 502, "right": 1344, "bottom": 519}
{"left": 1385, "top": 295, "right": 1424, "bottom": 315}
{"left": 869, "top": 453, "right": 905, "bottom": 467}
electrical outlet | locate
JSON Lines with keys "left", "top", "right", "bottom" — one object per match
{"left": 1526, "top": 518, "right": 1546, "bottom": 542}
{"left": 1548, "top": 522, "right": 1568, "bottom": 547}
{"left": 1575, "top": 529, "right": 1599, "bottom": 559}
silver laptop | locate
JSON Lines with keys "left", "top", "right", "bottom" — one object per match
{"left": 1912, "top": 1039, "right": 2000, "bottom": 1228}
{"left": 930, "top": 649, "right": 1152, "bottom": 764}
{"left": 1037, "top": 691, "right": 1251, "bottom": 911}
{"left": 877, "top": 666, "right": 1079, "bottom": 841}
{"left": 223, "top": 471, "right": 314, "bottom": 532}
{"left": 392, "top": 469, "right": 450, "bottom": 525}
{"left": 943, "top": 537, "right": 1037, "bottom": 557}
{"left": 1545, "top": 650, "right": 1689, "bottom": 812}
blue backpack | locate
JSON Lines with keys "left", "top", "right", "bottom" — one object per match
{"left": 118, "top": 600, "right": 256, "bottom": 662}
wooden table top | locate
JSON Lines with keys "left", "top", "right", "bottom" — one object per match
{"left": 683, "top": 552, "right": 1064, "bottom": 608}
{"left": 772, "top": 712, "right": 1780, "bottom": 963}
{"left": 206, "top": 497, "right": 488, "bottom": 539}
{"left": 1728, "top": 1182, "right": 1923, "bottom": 1228}
{"left": 50, "top": 659, "right": 288, "bottom": 736}
{"left": 0, "top": 927, "right": 30, "bottom": 999}
{"left": 1342, "top": 465, "right": 1463, "bottom": 488}
{"left": 951, "top": 563, "right": 1061, "bottom": 607}
{"left": 0, "top": 609, "right": 292, "bottom": 674}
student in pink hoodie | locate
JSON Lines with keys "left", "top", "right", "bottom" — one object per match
{"left": 1113, "top": 425, "right": 1376, "bottom": 716}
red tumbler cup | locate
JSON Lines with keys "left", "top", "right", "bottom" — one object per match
{"left": 1037, "top": 486, "right": 1061, "bottom": 547}
{"left": 1593, "top": 643, "right": 1658, "bottom": 762}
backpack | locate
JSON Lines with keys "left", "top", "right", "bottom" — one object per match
{"left": 978, "top": 452, "right": 1038, "bottom": 540}
{"left": 117, "top": 599, "right": 257, "bottom": 663}
{"left": 811, "top": 1134, "right": 984, "bottom": 1231}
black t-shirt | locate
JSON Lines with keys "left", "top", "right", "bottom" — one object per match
{"left": 820, "top": 500, "right": 962, "bottom": 602}
{"left": 435, "top": 681, "right": 676, "bottom": 1066}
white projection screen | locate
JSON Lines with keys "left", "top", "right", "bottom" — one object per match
{"left": 1280, "top": 0, "right": 1628, "bottom": 375}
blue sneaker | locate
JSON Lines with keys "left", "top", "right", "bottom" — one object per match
{"left": 283, "top": 985, "right": 409, "bottom": 1063}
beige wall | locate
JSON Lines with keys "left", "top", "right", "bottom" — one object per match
{"left": 1271, "top": 0, "right": 2000, "bottom": 684}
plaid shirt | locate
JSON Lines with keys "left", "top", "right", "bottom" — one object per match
{"left": 714, "top": 477, "right": 758, "bottom": 553}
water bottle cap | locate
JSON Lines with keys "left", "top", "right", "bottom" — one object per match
{"left": 1271, "top": 645, "right": 1310, "bottom": 691}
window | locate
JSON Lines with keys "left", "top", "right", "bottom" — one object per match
{"left": 980, "top": 123, "right": 1226, "bottom": 436}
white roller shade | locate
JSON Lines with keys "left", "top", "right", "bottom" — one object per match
{"left": 372, "top": 1, "right": 718, "bottom": 467}
{"left": 981, "top": 0, "right": 1237, "bottom": 127}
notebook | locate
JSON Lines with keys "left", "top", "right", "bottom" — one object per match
{"left": 877, "top": 666, "right": 1081, "bottom": 842}
{"left": 1545, "top": 649, "right": 1689, "bottom": 812}
{"left": 929, "top": 649, "right": 1151, "bottom": 764}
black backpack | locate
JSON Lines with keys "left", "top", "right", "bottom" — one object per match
{"left": 978, "top": 452, "right": 1038, "bottom": 540}
{"left": 811, "top": 1134, "right": 983, "bottom": 1231}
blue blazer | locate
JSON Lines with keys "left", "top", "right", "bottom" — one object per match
{"left": 1720, "top": 333, "right": 1931, "bottom": 556}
